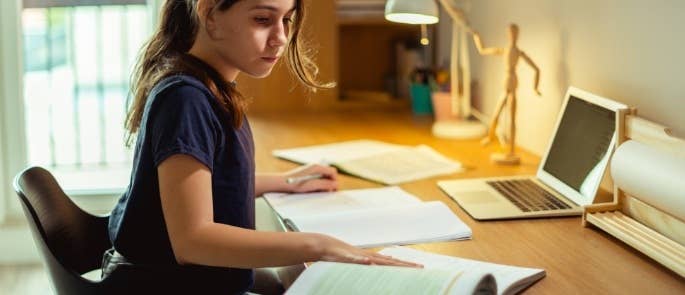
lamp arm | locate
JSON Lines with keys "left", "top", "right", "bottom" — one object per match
{"left": 436, "top": 0, "right": 474, "bottom": 118}
{"left": 437, "top": 0, "right": 472, "bottom": 31}
{"left": 450, "top": 23, "right": 461, "bottom": 118}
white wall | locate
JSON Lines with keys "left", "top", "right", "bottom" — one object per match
{"left": 440, "top": 0, "right": 685, "bottom": 155}
{"left": 0, "top": 0, "right": 37, "bottom": 264}
{"left": 1, "top": 0, "right": 26, "bottom": 221}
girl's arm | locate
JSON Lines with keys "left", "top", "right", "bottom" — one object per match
{"left": 254, "top": 164, "right": 338, "bottom": 196}
{"left": 159, "top": 155, "right": 417, "bottom": 268}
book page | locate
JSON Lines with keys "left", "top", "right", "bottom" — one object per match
{"left": 335, "top": 145, "right": 462, "bottom": 184}
{"left": 289, "top": 201, "right": 472, "bottom": 248}
{"left": 272, "top": 139, "right": 404, "bottom": 164}
{"left": 263, "top": 186, "right": 421, "bottom": 219}
{"left": 286, "top": 262, "right": 460, "bottom": 295}
{"left": 379, "top": 247, "right": 545, "bottom": 295}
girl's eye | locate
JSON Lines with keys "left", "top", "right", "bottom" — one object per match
{"left": 254, "top": 17, "right": 270, "bottom": 24}
{"left": 283, "top": 17, "right": 293, "bottom": 24}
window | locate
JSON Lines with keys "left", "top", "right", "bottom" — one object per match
{"left": 21, "top": 0, "right": 151, "bottom": 196}
{"left": 1, "top": 0, "right": 160, "bottom": 221}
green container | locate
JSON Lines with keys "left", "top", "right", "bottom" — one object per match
{"left": 409, "top": 83, "right": 433, "bottom": 115}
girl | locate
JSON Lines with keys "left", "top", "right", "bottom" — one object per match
{"left": 105, "top": 0, "right": 418, "bottom": 293}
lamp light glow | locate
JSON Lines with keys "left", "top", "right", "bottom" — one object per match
{"left": 385, "top": 13, "right": 439, "bottom": 25}
{"left": 384, "top": 0, "right": 439, "bottom": 25}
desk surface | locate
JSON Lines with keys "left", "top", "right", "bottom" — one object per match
{"left": 249, "top": 106, "right": 684, "bottom": 294}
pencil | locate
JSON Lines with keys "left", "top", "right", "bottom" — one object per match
{"left": 286, "top": 173, "right": 324, "bottom": 184}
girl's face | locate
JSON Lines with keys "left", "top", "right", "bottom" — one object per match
{"left": 203, "top": 0, "right": 295, "bottom": 80}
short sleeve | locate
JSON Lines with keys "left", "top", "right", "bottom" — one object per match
{"left": 148, "top": 84, "right": 220, "bottom": 171}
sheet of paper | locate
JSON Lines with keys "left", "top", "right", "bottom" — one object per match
{"left": 290, "top": 201, "right": 472, "bottom": 248}
{"left": 272, "top": 140, "right": 463, "bottom": 184}
{"left": 286, "top": 262, "right": 458, "bottom": 295}
{"left": 379, "top": 247, "right": 545, "bottom": 295}
{"left": 336, "top": 145, "right": 462, "bottom": 184}
{"left": 272, "top": 139, "right": 404, "bottom": 164}
{"left": 263, "top": 186, "right": 421, "bottom": 219}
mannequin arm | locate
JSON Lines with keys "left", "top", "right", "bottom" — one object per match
{"left": 521, "top": 51, "right": 541, "bottom": 95}
{"left": 473, "top": 33, "right": 503, "bottom": 55}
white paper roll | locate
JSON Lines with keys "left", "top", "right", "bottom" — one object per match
{"left": 611, "top": 140, "right": 685, "bottom": 220}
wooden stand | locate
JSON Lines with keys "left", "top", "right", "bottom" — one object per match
{"left": 582, "top": 110, "right": 685, "bottom": 277}
{"left": 490, "top": 152, "right": 520, "bottom": 165}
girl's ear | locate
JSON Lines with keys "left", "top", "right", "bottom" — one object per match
{"left": 196, "top": 0, "right": 218, "bottom": 35}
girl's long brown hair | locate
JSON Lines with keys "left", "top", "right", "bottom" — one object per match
{"left": 125, "top": 0, "right": 331, "bottom": 145}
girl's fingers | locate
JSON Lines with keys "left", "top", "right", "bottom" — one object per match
{"left": 309, "top": 165, "right": 337, "bottom": 181}
{"left": 371, "top": 256, "right": 422, "bottom": 267}
{"left": 368, "top": 252, "right": 423, "bottom": 267}
{"left": 323, "top": 165, "right": 338, "bottom": 180}
{"left": 347, "top": 254, "right": 371, "bottom": 264}
{"left": 296, "top": 179, "right": 337, "bottom": 193}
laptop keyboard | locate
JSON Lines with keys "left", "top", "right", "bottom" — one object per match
{"left": 486, "top": 179, "right": 572, "bottom": 212}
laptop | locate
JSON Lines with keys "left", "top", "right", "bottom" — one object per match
{"left": 438, "top": 87, "right": 628, "bottom": 220}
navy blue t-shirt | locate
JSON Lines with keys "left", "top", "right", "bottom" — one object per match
{"left": 108, "top": 75, "right": 255, "bottom": 293}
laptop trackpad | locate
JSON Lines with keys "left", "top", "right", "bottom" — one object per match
{"left": 458, "top": 191, "right": 500, "bottom": 204}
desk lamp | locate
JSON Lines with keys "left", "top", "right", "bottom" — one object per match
{"left": 385, "top": 0, "right": 486, "bottom": 139}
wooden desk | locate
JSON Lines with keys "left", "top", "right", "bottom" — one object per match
{"left": 249, "top": 106, "right": 685, "bottom": 294}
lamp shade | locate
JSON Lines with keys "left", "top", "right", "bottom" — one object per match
{"left": 384, "top": 0, "right": 439, "bottom": 24}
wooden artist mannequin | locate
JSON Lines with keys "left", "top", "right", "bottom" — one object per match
{"left": 473, "top": 24, "right": 541, "bottom": 165}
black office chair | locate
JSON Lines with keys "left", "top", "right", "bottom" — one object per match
{"left": 13, "top": 166, "right": 170, "bottom": 294}
{"left": 15, "top": 166, "right": 286, "bottom": 294}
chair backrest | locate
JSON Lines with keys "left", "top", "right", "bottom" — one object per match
{"left": 14, "top": 166, "right": 237, "bottom": 294}
{"left": 14, "top": 166, "right": 111, "bottom": 293}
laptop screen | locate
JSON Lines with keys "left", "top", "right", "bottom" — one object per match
{"left": 541, "top": 95, "right": 615, "bottom": 198}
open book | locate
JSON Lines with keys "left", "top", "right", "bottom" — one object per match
{"left": 264, "top": 187, "right": 472, "bottom": 248}
{"left": 272, "top": 140, "right": 462, "bottom": 184}
{"left": 287, "top": 247, "right": 546, "bottom": 295}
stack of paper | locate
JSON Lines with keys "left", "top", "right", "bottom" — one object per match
{"left": 264, "top": 187, "right": 472, "bottom": 248}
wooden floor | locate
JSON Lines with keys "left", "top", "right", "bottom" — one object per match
{"left": 0, "top": 264, "right": 52, "bottom": 294}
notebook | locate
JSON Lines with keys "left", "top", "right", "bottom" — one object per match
{"left": 287, "top": 246, "right": 546, "bottom": 295}
{"left": 263, "top": 187, "right": 472, "bottom": 248}
{"left": 272, "top": 140, "right": 462, "bottom": 184}
{"left": 438, "top": 87, "right": 628, "bottom": 220}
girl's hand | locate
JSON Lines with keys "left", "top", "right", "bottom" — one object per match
{"left": 284, "top": 164, "right": 338, "bottom": 193}
{"left": 312, "top": 233, "right": 422, "bottom": 268}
